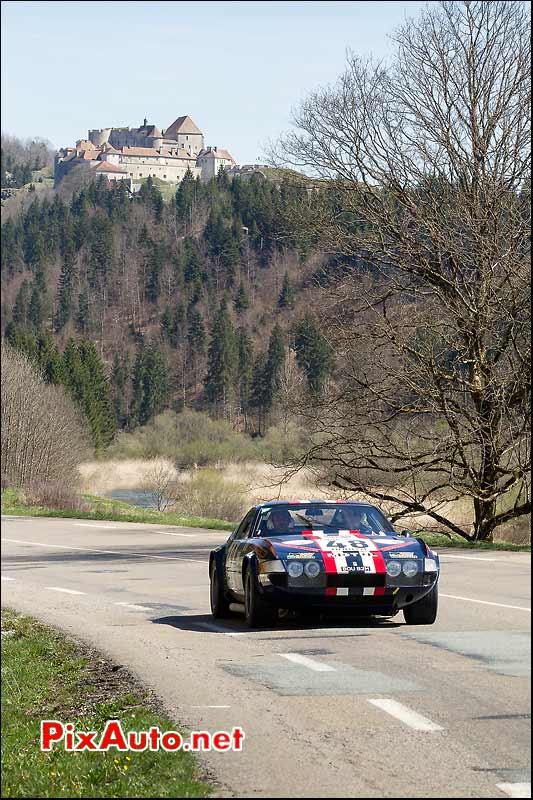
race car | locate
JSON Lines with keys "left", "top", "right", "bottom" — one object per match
{"left": 209, "top": 501, "right": 440, "bottom": 627}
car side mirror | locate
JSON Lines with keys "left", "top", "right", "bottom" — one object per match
{"left": 399, "top": 529, "right": 412, "bottom": 537}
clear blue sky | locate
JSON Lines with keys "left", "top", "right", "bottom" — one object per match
{"left": 1, "top": 0, "right": 429, "bottom": 163}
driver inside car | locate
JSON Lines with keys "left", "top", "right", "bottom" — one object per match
{"left": 267, "top": 508, "right": 295, "bottom": 533}
{"left": 334, "top": 507, "right": 373, "bottom": 533}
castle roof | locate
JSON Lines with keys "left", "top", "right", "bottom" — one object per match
{"left": 94, "top": 161, "right": 127, "bottom": 174}
{"left": 101, "top": 142, "right": 120, "bottom": 153}
{"left": 164, "top": 115, "right": 203, "bottom": 138}
{"left": 81, "top": 149, "right": 101, "bottom": 160}
{"left": 198, "top": 147, "right": 235, "bottom": 162}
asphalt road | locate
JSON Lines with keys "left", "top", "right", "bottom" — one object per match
{"left": 1, "top": 515, "right": 530, "bottom": 799}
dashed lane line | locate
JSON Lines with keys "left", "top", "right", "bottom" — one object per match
{"left": 441, "top": 593, "right": 530, "bottom": 612}
{"left": 368, "top": 698, "right": 444, "bottom": 731}
{"left": 439, "top": 554, "right": 499, "bottom": 561}
{"left": 279, "top": 653, "right": 336, "bottom": 672}
{"left": 74, "top": 523, "right": 121, "bottom": 529}
{"left": 115, "top": 602, "right": 153, "bottom": 611}
{"left": 196, "top": 621, "right": 246, "bottom": 637}
{"left": 496, "top": 783, "right": 532, "bottom": 798}
{"left": 46, "top": 587, "right": 86, "bottom": 595}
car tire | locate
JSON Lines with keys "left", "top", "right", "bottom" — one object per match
{"left": 210, "top": 561, "right": 231, "bottom": 619}
{"left": 244, "top": 566, "right": 277, "bottom": 628}
{"left": 403, "top": 583, "right": 438, "bottom": 625}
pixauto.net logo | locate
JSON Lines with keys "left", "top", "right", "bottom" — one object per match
{"left": 41, "top": 720, "right": 245, "bottom": 753}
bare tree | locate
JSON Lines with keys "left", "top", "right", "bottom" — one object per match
{"left": 1, "top": 342, "right": 91, "bottom": 486}
{"left": 271, "top": 1, "right": 531, "bottom": 541}
{"left": 141, "top": 459, "right": 179, "bottom": 511}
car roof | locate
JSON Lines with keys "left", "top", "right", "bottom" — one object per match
{"left": 254, "top": 500, "right": 375, "bottom": 509}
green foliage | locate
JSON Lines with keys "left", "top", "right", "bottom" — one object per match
{"left": 293, "top": 312, "right": 333, "bottom": 392}
{"left": 278, "top": 271, "right": 295, "bottom": 308}
{"left": 1, "top": 609, "right": 210, "bottom": 799}
{"left": 130, "top": 340, "right": 168, "bottom": 428}
{"left": 204, "top": 300, "right": 237, "bottom": 412}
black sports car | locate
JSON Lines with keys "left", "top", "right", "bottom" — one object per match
{"left": 209, "top": 501, "right": 440, "bottom": 627}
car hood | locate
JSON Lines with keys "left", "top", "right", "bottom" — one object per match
{"left": 262, "top": 532, "right": 427, "bottom": 559}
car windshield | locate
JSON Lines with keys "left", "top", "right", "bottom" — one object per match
{"left": 256, "top": 504, "right": 395, "bottom": 537}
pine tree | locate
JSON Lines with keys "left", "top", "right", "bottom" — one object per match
{"left": 77, "top": 340, "right": 116, "bottom": 448}
{"left": 263, "top": 323, "right": 285, "bottom": 408}
{"left": 27, "top": 284, "right": 45, "bottom": 331}
{"left": 140, "top": 342, "right": 167, "bottom": 426}
{"left": 249, "top": 353, "right": 269, "bottom": 434}
{"left": 234, "top": 280, "right": 250, "bottom": 314}
{"left": 204, "top": 300, "right": 237, "bottom": 414}
{"left": 88, "top": 212, "right": 113, "bottom": 288}
{"left": 237, "top": 327, "right": 254, "bottom": 428}
{"left": 12, "top": 280, "right": 30, "bottom": 326}
{"left": 54, "top": 243, "right": 77, "bottom": 331}
{"left": 36, "top": 333, "right": 64, "bottom": 384}
{"left": 130, "top": 340, "right": 167, "bottom": 427}
{"left": 145, "top": 243, "right": 164, "bottom": 303}
{"left": 293, "top": 312, "right": 333, "bottom": 393}
{"left": 111, "top": 352, "right": 131, "bottom": 428}
{"left": 278, "top": 271, "right": 295, "bottom": 308}
{"left": 175, "top": 167, "right": 197, "bottom": 227}
{"left": 160, "top": 307, "right": 174, "bottom": 343}
{"left": 76, "top": 289, "right": 90, "bottom": 333}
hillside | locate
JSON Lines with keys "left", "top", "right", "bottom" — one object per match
{"left": 1, "top": 161, "right": 334, "bottom": 445}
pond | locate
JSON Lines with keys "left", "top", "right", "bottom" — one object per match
{"left": 106, "top": 489, "right": 158, "bottom": 509}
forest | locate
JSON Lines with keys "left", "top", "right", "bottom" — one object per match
{"left": 1, "top": 164, "right": 333, "bottom": 449}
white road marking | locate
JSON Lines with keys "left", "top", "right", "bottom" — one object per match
{"left": 115, "top": 602, "right": 153, "bottom": 611}
{"left": 441, "top": 593, "right": 531, "bottom": 612}
{"left": 196, "top": 621, "right": 245, "bottom": 637}
{"left": 1, "top": 538, "right": 205, "bottom": 564}
{"left": 190, "top": 705, "right": 231, "bottom": 709}
{"left": 153, "top": 530, "right": 196, "bottom": 538}
{"left": 46, "top": 587, "right": 86, "bottom": 595}
{"left": 1, "top": 575, "right": 15, "bottom": 581}
{"left": 74, "top": 523, "right": 121, "bottom": 529}
{"left": 496, "top": 783, "right": 532, "bottom": 798}
{"left": 440, "top": 554, "right": 498, "bottom": 561}
{"left": 368, "top": 698, "right": 444, "bottom": 731}
{"left": 280, "top": 653, "right": 336, "bottom": 672}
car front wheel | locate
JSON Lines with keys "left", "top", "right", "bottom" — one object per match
{"left": 403, "top": 583, "right": 438, "bottom": 625}
{"left": 210, "top": 561, "right": 231, "bottom": 619}
{"left": 244, "top": 566, "right": 277, "bottom": 628}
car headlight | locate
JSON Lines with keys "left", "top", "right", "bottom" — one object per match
{"left": 287, "top": 561, "right": 304, "bottom": 578}
{"left": 386, "top": 560, "right": 402, "bottom": 577}
{"left": 304, "top": 561, "right": 321, "bottom": 578}
{"left": 402, "top": 560, "right": 419, "bottom": 578}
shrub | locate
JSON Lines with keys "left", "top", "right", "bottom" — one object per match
{"left": 1, "top": 342, "right": 91, "bottom": 487}
{"left": 173, "top": 469, "right": 247, "bottom": 522}
{"left": 22, "top": 481, "right": 90, "bottom": 512}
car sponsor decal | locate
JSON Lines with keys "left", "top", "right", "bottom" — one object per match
{"left": 388, "top": 552, "right": 417, "bottom": 558}
{"left": 300, "top": 531, "right": 388, "bottom": 590}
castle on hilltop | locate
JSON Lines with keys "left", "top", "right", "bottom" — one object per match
{"left": 54, "top": 115, "right": 241, "bottom": 187}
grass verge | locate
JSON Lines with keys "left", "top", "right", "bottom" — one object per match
{"left": 1, "top": 609, "right": 211, "bottom": 798}
{"left": 1, "top": 488, "right": 234, "bottom": 532}
{"left": 416, "top": 531, "right": 530, "bottom": 552}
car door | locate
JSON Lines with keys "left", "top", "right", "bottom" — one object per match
{"left": 225, "top": 508, "right": 257, "bottom": 595}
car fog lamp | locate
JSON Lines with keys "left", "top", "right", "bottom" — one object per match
{"left": 287, "top": 561, "right": 304, "bottom": 578}
{"left": 386, "top": 560, "right": 402, "bottom": 577}
{"left": 304, "top": 561, "right": 321, "bottom": 578}
{"left": 402, "top": 560, "right": 419, "bottom": 578}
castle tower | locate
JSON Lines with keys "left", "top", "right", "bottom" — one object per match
{"left": 163, "top": 115, "right": 204, "bottom": 155}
